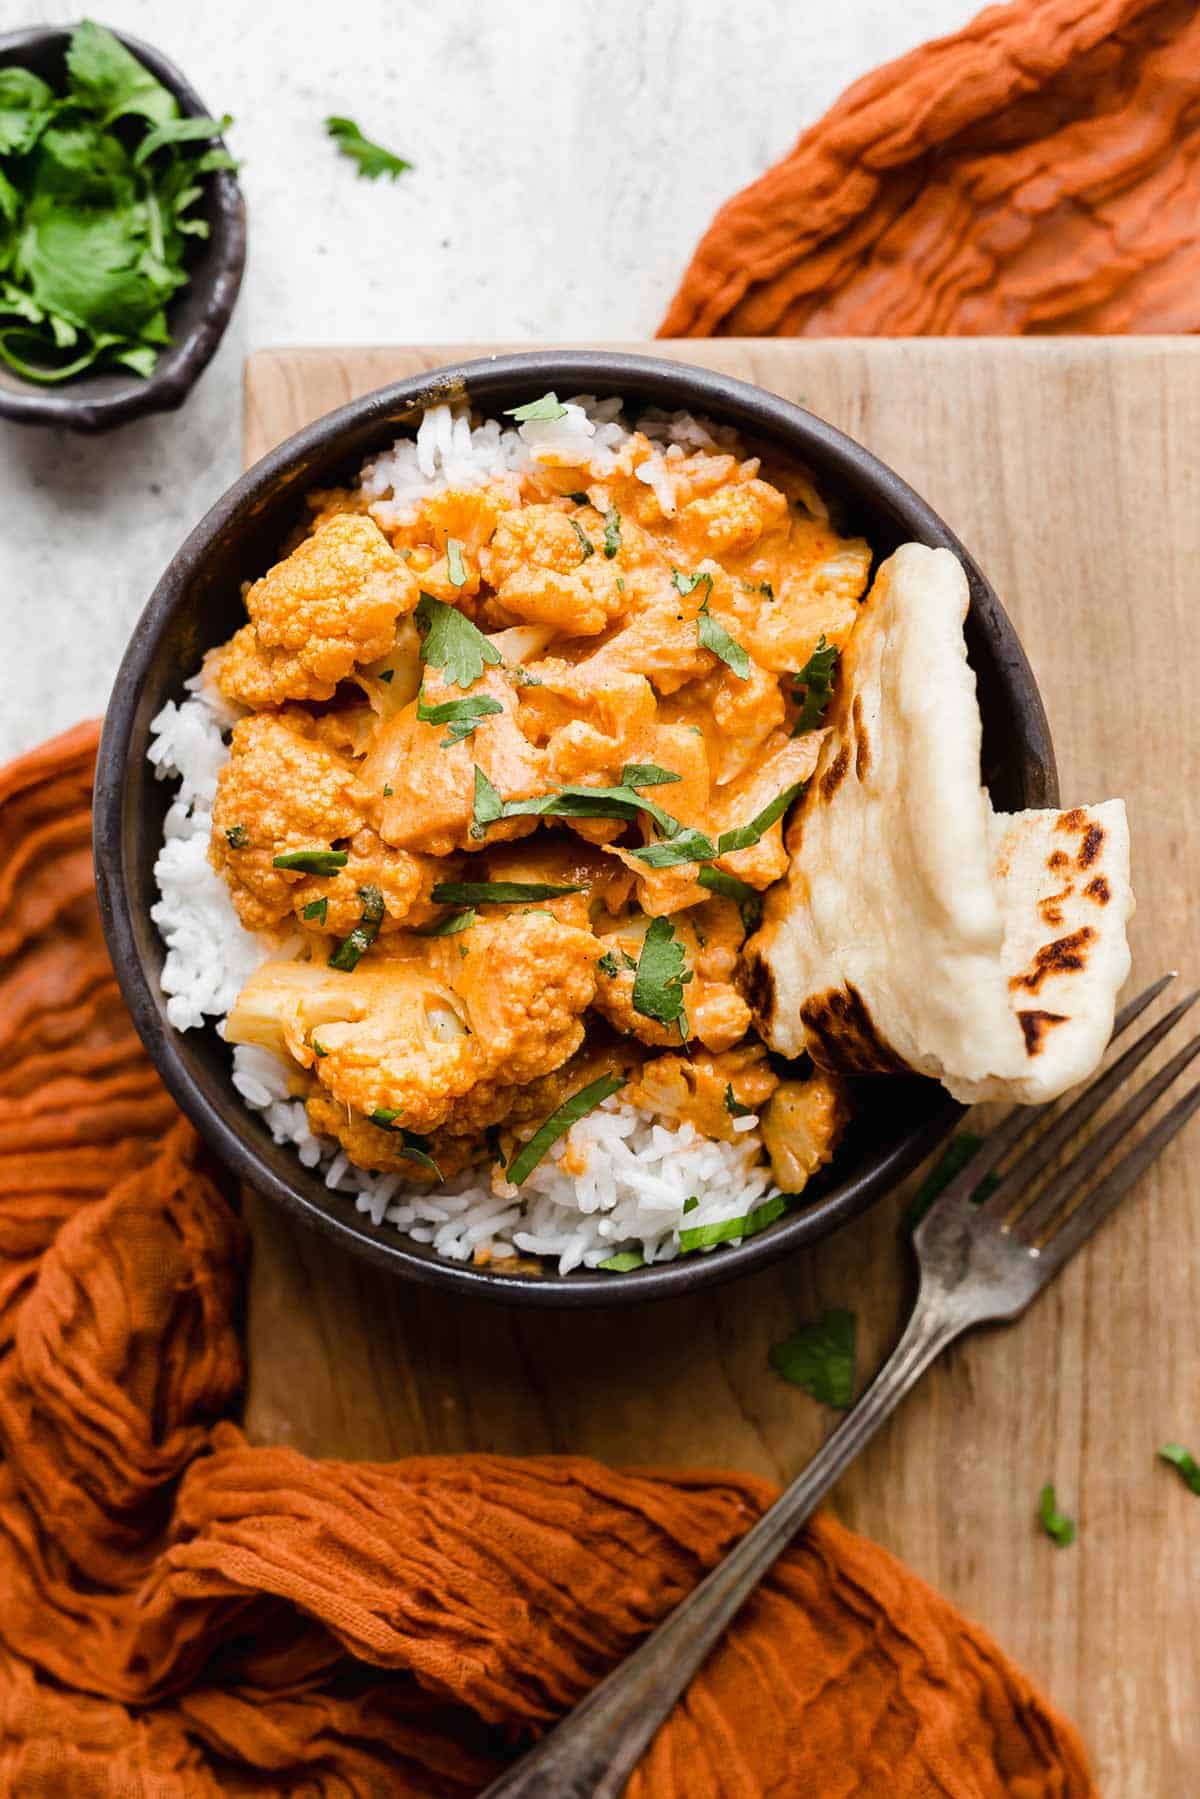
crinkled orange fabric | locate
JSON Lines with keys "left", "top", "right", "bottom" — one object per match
{"left": 660, "top": 0, "right": 1200, "bottom": 338}
{"left": 0, "top": 725, "right": 1099, "bottom": 1792}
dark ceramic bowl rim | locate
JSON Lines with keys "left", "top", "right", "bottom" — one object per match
{"left": 94, "top": 349, "right": 1058, "bottom": 1306}
{"left": 0, "top": 23, "right": 245, "bottom": 432}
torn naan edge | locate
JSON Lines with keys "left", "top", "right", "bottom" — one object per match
{"left": 743, "top": 543, "right": 1133, "bottom": 1105}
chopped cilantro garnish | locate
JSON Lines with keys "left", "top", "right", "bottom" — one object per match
{"left": 569, "top": 517, "right": 594, "bottom": 561}
{"left": 328, "top": 884, "right": 384, "bottom": 972}
{"left": 768, "top": 1308, "right": 857, "bottom": 1407}
{"left": 698, "top": 595, "right": 751, "bottom": 680}
{"left": 225, "top": 824, "right": 249, "bottom": 849}
{"left": 382, "top": 783, "right": 393, "bottom": 796}
{"left": 680, "top": 1194, "right": 789, "bottom": 1251}
{"left": 603, "top": 507, "right": 622, "bottom": 559}
{"left": 1159, "top": 1443, "right": 1200, "bottom": 1494}
{"left": 506, "top": 665, "right": 542, "bottom": 688}
{"left": 470, "top": 765, "right": 505, "bottom": 837}
{"left": 671, "top": 567, "right": 714, "bottom": 599}
{"left": 630, "top": 827, "right": 716, "bottom": 869}
{"left": 302, "top": 897, "right": 328, "bottom": 926}
{"left": 368, "top": 1110, "right": 442, "bottom": 1177}
{"left": 416, "top": 908, "right": 476, "bottom": 936}
{"left": 715, "top": 782, "right": 805, "bottom": 855}
{"left": 416, "top": 687, "right": 504, "bottom": 747}
{"left": 616, "top": 575, "right": 626, "bottom": 593}
{"left": 0, "top": 23, "right": 236, "bottom": 385}
{"left": 506, "top": 1072, "right": 627, "bottom": 1185}
{"left": 1037, "top": 1484, "right": 1076, "bottom": 1547}
{"left": 724, "top": 1083, "right": 755, "bottom": 1118}
{"left": 504, "top": 393, "right": 567, "bottom": 422}
{"left": 325, "top": 115, "right": 411, "bottom": 181}
{"left": 632, "top": 916, "right": 691, "bottom": 1035}
{"left": 696, "top": 865, "right": 762, "bottom": 933}
{"left": 415, "top": 593, "right": 501, "bottom": 689}
{"left": 272, "top": 849, "right": 348, "bottom": 874}
{"left": 445, "top": 537, "right": 467, "bottom": 587}
{"left": 620, "top": 762, "right": 680, "bottom": 789}
{"left": 793, "top": 635, "right": 839, "bottom": 733}
{"left": 430, "top": 879, "right": 583, "bottom": 905}
{"left": 597, "top": 951, "right": 620, "bottom": 977}
{"left": 598, "top": 1250, "right": 645, "bottom": 1273}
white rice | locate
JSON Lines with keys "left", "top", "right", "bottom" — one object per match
{"left": 147, "top": 394, "right": 785, "bottom": 1274}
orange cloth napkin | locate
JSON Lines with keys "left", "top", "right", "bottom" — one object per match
{"left": 0, "top": 781, "right": 1101, "bottom": 1793}
{"left": 661, "top": 0, "right": 1200, "bottom": 339}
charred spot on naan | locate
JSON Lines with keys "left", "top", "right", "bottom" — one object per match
{"left": 740, "top": 950, "right": 777, "bottom": 1034}
{"left": 1009, "top": 926, "right": 1096, "bottom": 995}
{"left": 1084, "top": 875, "right": 1111, "bottom": 904}
{"left": 1018, "top": 1009, "right": 1069, "bottom": 1055}
{"left": 799, "top": 984, "right": 912, "bottom": 1075}
{"left": 1055, "top": 807, "right": 1105, "bottom": 870}
{"left": 851, "top": 693, "right": 871, "bottom": 780}
{"left": 1038, "top": 885, "right": 1074, "bottom": 928}
{"left": 819, "top": 741, "right": 851, "bottom": 803}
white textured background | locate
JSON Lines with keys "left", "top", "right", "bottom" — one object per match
{"left": 1, "top": 0, "right": 983, "bottom": 760}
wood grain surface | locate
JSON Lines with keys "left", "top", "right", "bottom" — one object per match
{"left": 242, "top": 339, "right": 1200, "bottom": 1794}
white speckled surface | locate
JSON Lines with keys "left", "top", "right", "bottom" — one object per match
{"left": 0, "top": 0, "right": 982, "bottom": 761}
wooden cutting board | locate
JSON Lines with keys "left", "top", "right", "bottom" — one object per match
{"left": 241, "top": 339, "right": 1200, "bottom": 1794}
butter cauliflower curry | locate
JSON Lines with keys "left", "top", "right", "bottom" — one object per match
{"left": 211, "top": 402, "right": 868, "bottom": 1215}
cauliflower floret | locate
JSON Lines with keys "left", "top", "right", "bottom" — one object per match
{"left": 428, "top": 911, "right": 599, "bottom": 1085}
{"left": 626, "top": 1041, "right": 778, "bottom": 1141}
{"left": 760, "top": 1071, "right": 851, "bottom": 1194}
{"left": 592, "top": 901, "right": 751, "bottom": 1054}
{"left": 215, "top": 515, "right": 420, "bottom": 708}
{"left": 742, "top": 533, "right": 870, "bottom": 676}
{"left": 304, "top": 1092, "right": 479, "bottom": 1184}
{"left": 517, "top": 661, "right": 658, "bottom": 788}
{"left": 677, "top": 478, "right": 790, "bottom": 560}
{"left": 481, "top": 504, "right": 629, "bottom": 637}
{"left": 388, "top": 488, "right": 505, "bottom": 604}
{"left": 210, "top": 712, "right": 436, "bottom": 935}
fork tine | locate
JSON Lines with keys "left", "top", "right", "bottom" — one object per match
{"left": 1032, "top": 1079, "right": 1200, "bottom": 1279}
{"left": 976, "top": 990, "right": 1199, "bottom": 1221}
{"left": 1014, "top": 1031, "right": 1200, "bottom": 1242}
{"left": 914, "top": 976, "right": 1181, "bottom": 1226}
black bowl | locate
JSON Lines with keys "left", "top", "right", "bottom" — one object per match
{"left": 0, "top": 24, "right": 244, "bottom": 432}
{"left": 94, "top": 350, "right": 1058, "bottom": 1305}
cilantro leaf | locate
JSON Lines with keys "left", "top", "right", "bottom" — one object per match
{"left": 597, "top": 951, "right": 620, "bottom": 977}
{"left": 680, "top": 1194, "right": 788, "bottom": 1251}
{"left": 328, "top": 885, "right": 385, "bottom": 972}
{"left": 603, "top": 507, "right": 622, "bottom": 559}
{"left": 768, "top": 1309, "right": 857, "bottom": 1408}
{"left": 272, "top": 848, "right": 348, "bottom": 874}
{"left": 66, "top": 21, "right": 179, "bottom": 127}
{"left": 416, "top": 908, "right": 477, "bottom": 936}
{"left": 415, "top": 594, "right": 501, "bottom": 689}
{"left": 133, "top": 113, "right": 234, "bottom": 166}
{"left": 671, "top": 567, "right": 713, "bottom": 599}
{"left": 0, "top": 68, "right": 57, "bottom": 156}
{"left": 325, "top": 115, "right": 412, "bottom": 181}
{"left": 470, "top": 766, "right": 505, "bottom": 837}
{"left": 445, "top": 537, "right": 467, "bottom": 587}
{"left": 1159, "top": 1443, "right": 1200, "bottom": 1494}
{"left": 504, "top": 393, "right": 567, "bottom": 422}
{"left": 430, "top": 880, "right": 583, "bottom": 905}
{"left": 793, "top": 635, "right": 839, "bottom": 733}
{"left": 629, "top": 827, "right": 716, "bottom": 869}
{"left": 416, "top": 687, "right": 504, "bottom": 746}
{"left": 716, "top": 782, "right": 805, "bottom": 855}
{"left": 696, "top": 865, "right": 762, "bottom": 932}
{"left": 619, "top": 763, "right": 681, "bottom": 789}
{"left": 724, "top": 1083, "right": 755, "bottom": 1118}
{"left": 569, "top": 517, "right": 594, "bottom": 561}
{"left": 506, "top": 1072, "right": 627, "bottom": 1185}
{"left": 698, "top": 594, "right": 751, "bottom": 680}
{"left": 1037, "top": 1484, "right": 1076, "bottom": 1547}
{"left": 224, "top": 824, "right": 249, "bottom": 850}
{"left": 598, "top": 1250, "right": 645, "bottom": 1272}
{"left": 303, "top": 897, "right": 328, "bottom": 925}
{"left": 632, "top": 916, "right": 692, "bottom": 1034}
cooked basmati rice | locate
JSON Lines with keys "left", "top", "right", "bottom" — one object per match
{"left": 147, "top": 395, "right": 785, "bottom": 1274}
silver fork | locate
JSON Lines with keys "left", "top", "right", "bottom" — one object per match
{"left": 481, "top": 974, "right": 1200, "bottom": 1799}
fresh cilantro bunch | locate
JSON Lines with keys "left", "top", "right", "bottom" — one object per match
{"left": 0, "top": 21, "right": 235, "bottom": 384}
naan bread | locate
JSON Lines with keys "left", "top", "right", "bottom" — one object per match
{"left": 744, "top": 543, "right": 1133, "bottom": 1104}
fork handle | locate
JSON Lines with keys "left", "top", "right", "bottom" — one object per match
{"left": 480, "top": 1295, "right": 960, "bottom": 1798}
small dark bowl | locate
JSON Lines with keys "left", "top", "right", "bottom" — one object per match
{"left": 0, "top": 24, "right": 244, "bottom": 432}
{"left": 94, "top": 351, "right": 1058, "bottom": 1305}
